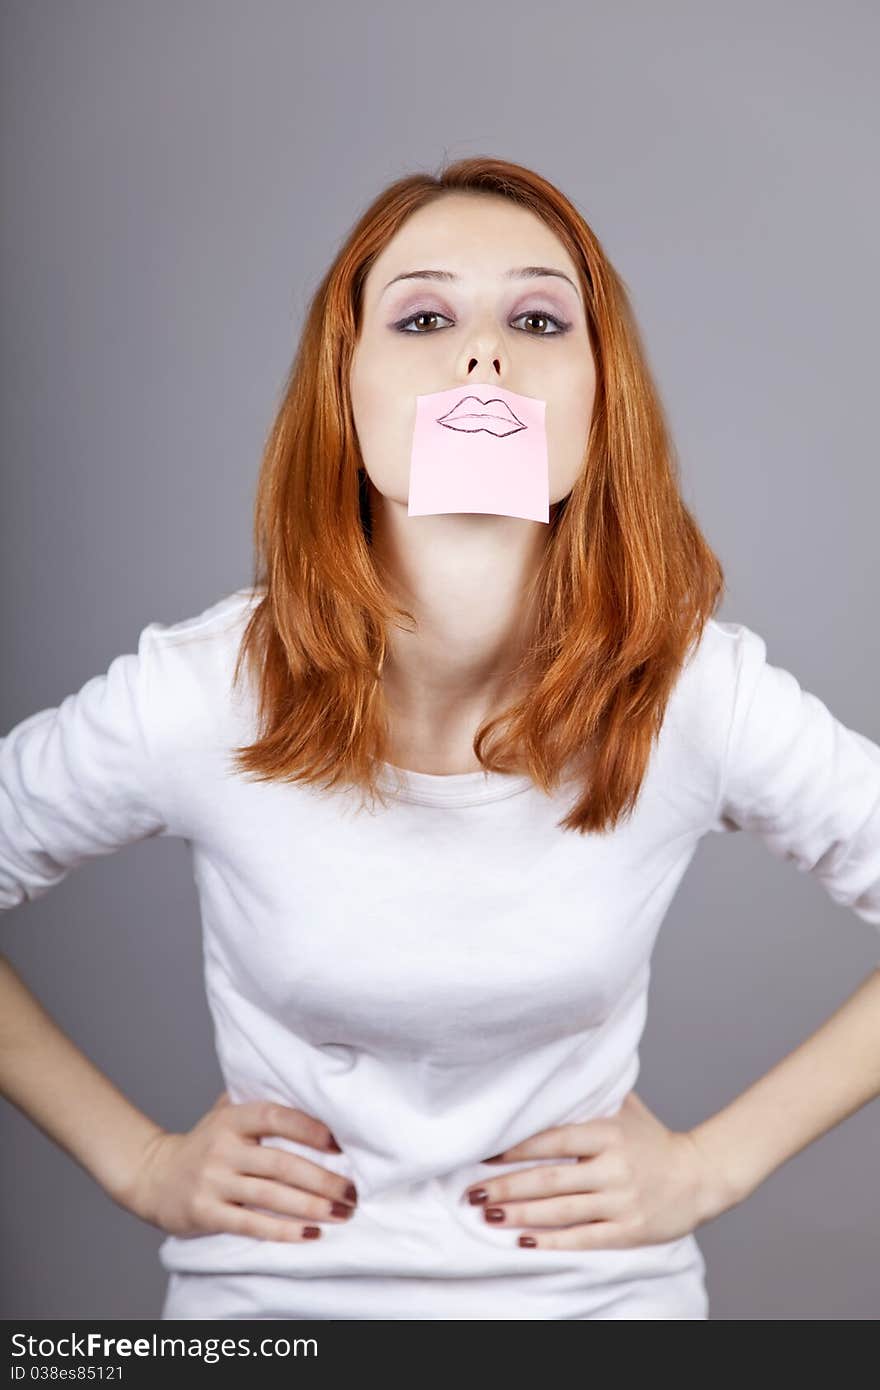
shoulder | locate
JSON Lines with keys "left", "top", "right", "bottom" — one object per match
{"left": 685, "top": 615, "right": 763, "bottom": 681}
{"left": 646, "top": 617, "right": 766, "bottom": 814}
{"left": 145, "top": 586, "right": 262, "bottom": 649}
{"left": 138, "top": 586, "right": 263, "bottom": 747}
{"left": 664, "top": 616, "right": 763, "bottom": 738}
{"left": 143, "top": 586, "right": 261, "bottom": 669}
{"left": 621, "top": 616, "right": 764, "bottom": 830}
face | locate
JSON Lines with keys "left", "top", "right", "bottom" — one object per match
{"left": 349, "top": 192, "right": 596, "bottom": 515}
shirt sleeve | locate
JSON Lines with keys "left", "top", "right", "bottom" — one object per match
{"left": 709, "top": 622, "right": 880, "bottom": 932}
{"left": 0, "top": 622, "right": 171, "bottom": 912}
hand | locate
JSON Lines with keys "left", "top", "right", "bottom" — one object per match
{"left": 120, "top": 1091, "right": 358, "bottom": 1243}
{"left": 464, "top": 1090, "right": 729, "bottom": 1250}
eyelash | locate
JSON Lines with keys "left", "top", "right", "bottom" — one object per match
{"left": 393, "top": 308, "right": 572, "bottom": 337}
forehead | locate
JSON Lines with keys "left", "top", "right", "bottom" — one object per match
{"left": 365, "top": 193, "right": 582, "bottom": 297}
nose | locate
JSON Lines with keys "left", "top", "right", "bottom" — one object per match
{"left": 467, "top": 354, "right": 501, "bottom": 377}
{"left": 457, "top": 315, "right": 505, "bottom": 382}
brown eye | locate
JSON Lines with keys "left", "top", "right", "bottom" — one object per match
{"left": 513, "top": 311, "right": 569, "bottom": 336}
{"left": 394, "top": 308, "right": 570, "bottom": 336}
{"left": 396, "top": 311, "right": 452, "bottom": 333}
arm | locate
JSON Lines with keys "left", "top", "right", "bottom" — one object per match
{"left": 693, "top": 622, "right": 880, "bottom": 1217}
{"left": 0, "top": 621, "right": 176, "bottom": 1203}
{"left": 689, "top": 966, "right": 880, "bottom": 1217}
{"left": 0, "top": 951, "right": 165, "bottom": 1207}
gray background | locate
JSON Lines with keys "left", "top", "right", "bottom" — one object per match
{"left": 1, "top": 0, "right": 877, "bottom": 1320}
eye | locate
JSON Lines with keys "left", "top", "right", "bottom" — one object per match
{"left": 393, "top": 308, "right": 571, "bottom": 336}
{"left": 511, "top": 310, "right": 571, "bottom": 336}
{"left": 394, "top": 310, "right": 454, "bottom": 333}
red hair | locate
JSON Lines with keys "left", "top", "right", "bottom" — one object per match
{"left": 230, "top": 155, "right": 724, "bottom": 833}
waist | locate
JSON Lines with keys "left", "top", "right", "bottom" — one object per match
{"left": 159, "top": 1168, "right": 705, "bottom": 1285}
{"left": 159, "top": 1217, "right": 708, "bottom": 1320}
{"left": 218, "top": 1039, "right": 643, "bottom": 1207}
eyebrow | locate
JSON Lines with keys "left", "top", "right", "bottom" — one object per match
{"left": 380, "top": 265, "right": 581, "bottom": 297}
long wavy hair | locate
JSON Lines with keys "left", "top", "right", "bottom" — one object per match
{"left": 229, "top": 155, "right": 725, "bottom": 833}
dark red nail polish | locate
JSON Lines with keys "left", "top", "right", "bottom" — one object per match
{"left": 302, "top": 1225, "right": 321, "bottom": 1239}
{"left": 485, "top": 1207, "right": 505, "bottom": 1223}
{"left": 483, "top": 1153, "right": 506, "bottom": 1163}
{"left": 344, "top": 1183, "right": 358, "bottom": 1203}
{"left": 326, "top": 1134, "right": 343, "bottom": 1153}
{"left": 330, "top": 1200, "right": 353, "bottom": 1218}
{"left": 519, "top": 1235, "right": 537, "bottom": 1247}
{"left": 468, "top": 1188, "right": 488, "bottom": 1205}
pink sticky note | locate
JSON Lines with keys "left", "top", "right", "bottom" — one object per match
{"left": 407, "top": 383, "right": 549, "bottom": 523}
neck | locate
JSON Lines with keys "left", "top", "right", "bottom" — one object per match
{"left": 370, "top": 494, "right": 546, "bottom": 754}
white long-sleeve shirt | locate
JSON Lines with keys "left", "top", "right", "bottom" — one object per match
{"left": 3, "top": 587, "right": 879, "bottom": 1320}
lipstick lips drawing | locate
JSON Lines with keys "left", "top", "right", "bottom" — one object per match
{"left": 435, "top": 394, "right": 527, "bottom": 437}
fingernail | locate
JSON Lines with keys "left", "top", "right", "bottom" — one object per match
{"left": 467, "top": 1188, "right": 488, "bottom": 1205}
{"left": 485, "top": 1207, "right": 506, "bottom": 1223}
{"left": 326, "top": 1134, "right": 343, "bottom": 1153}
{"left": 483, "top": 1154, "right": 506, "bottom": 1163}
{"left": 302, "top": 1226, "right": 321, "bottom": 1239}
{"left": 344, "top": 1183, "right": 358, "bottom": 1203}
{"left": 519, "top": 1235, "right": 537, "bottom": 1247}
{"left": 330, "top": 1201, "right": 354, "bottom": 1219}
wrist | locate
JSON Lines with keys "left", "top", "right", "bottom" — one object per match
{"left": 107, "top": 1120, "right": 170, "bottom": 1220}
{"left": 682, "top": 1125, "right": 747, "bottom": 1222}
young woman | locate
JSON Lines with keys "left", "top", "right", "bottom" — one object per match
{"left": 2, "top": 157, "right": 879, "bottom": 1322}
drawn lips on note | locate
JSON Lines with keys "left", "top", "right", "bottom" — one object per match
{"left": 435, "top": 395, "right": 528, "bottom": 437}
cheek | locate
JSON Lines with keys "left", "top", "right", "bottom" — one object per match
{"left": 351, "top": 379, "right": 417, "bottom": 495}
{"left": 547, "top": 378, "right": 594, "bottom": 496}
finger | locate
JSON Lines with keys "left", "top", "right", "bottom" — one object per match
{"left": 516, "top": 1220, "right": 634, "bottom": 1251}
{"left": 483, "top": 1120, "right": 613, "bottom": 1165}
{"left": 222, "top": 1173, "right": 356, "bottom": 1225}
{"left": 229, "top": 1099, "right": 339, "bottom": 1153}
{"left": 466, "top": 1160, "right": 604, "bottom": 1205}
{"left": 476, "top": 1191, "right": 616, "bottom": 1230}
{"left": 237, "top": 1142, "right": 358, "bottom": 1207}
{"left": 205, "top": 1199, "right": 325, "bottom": 1244}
